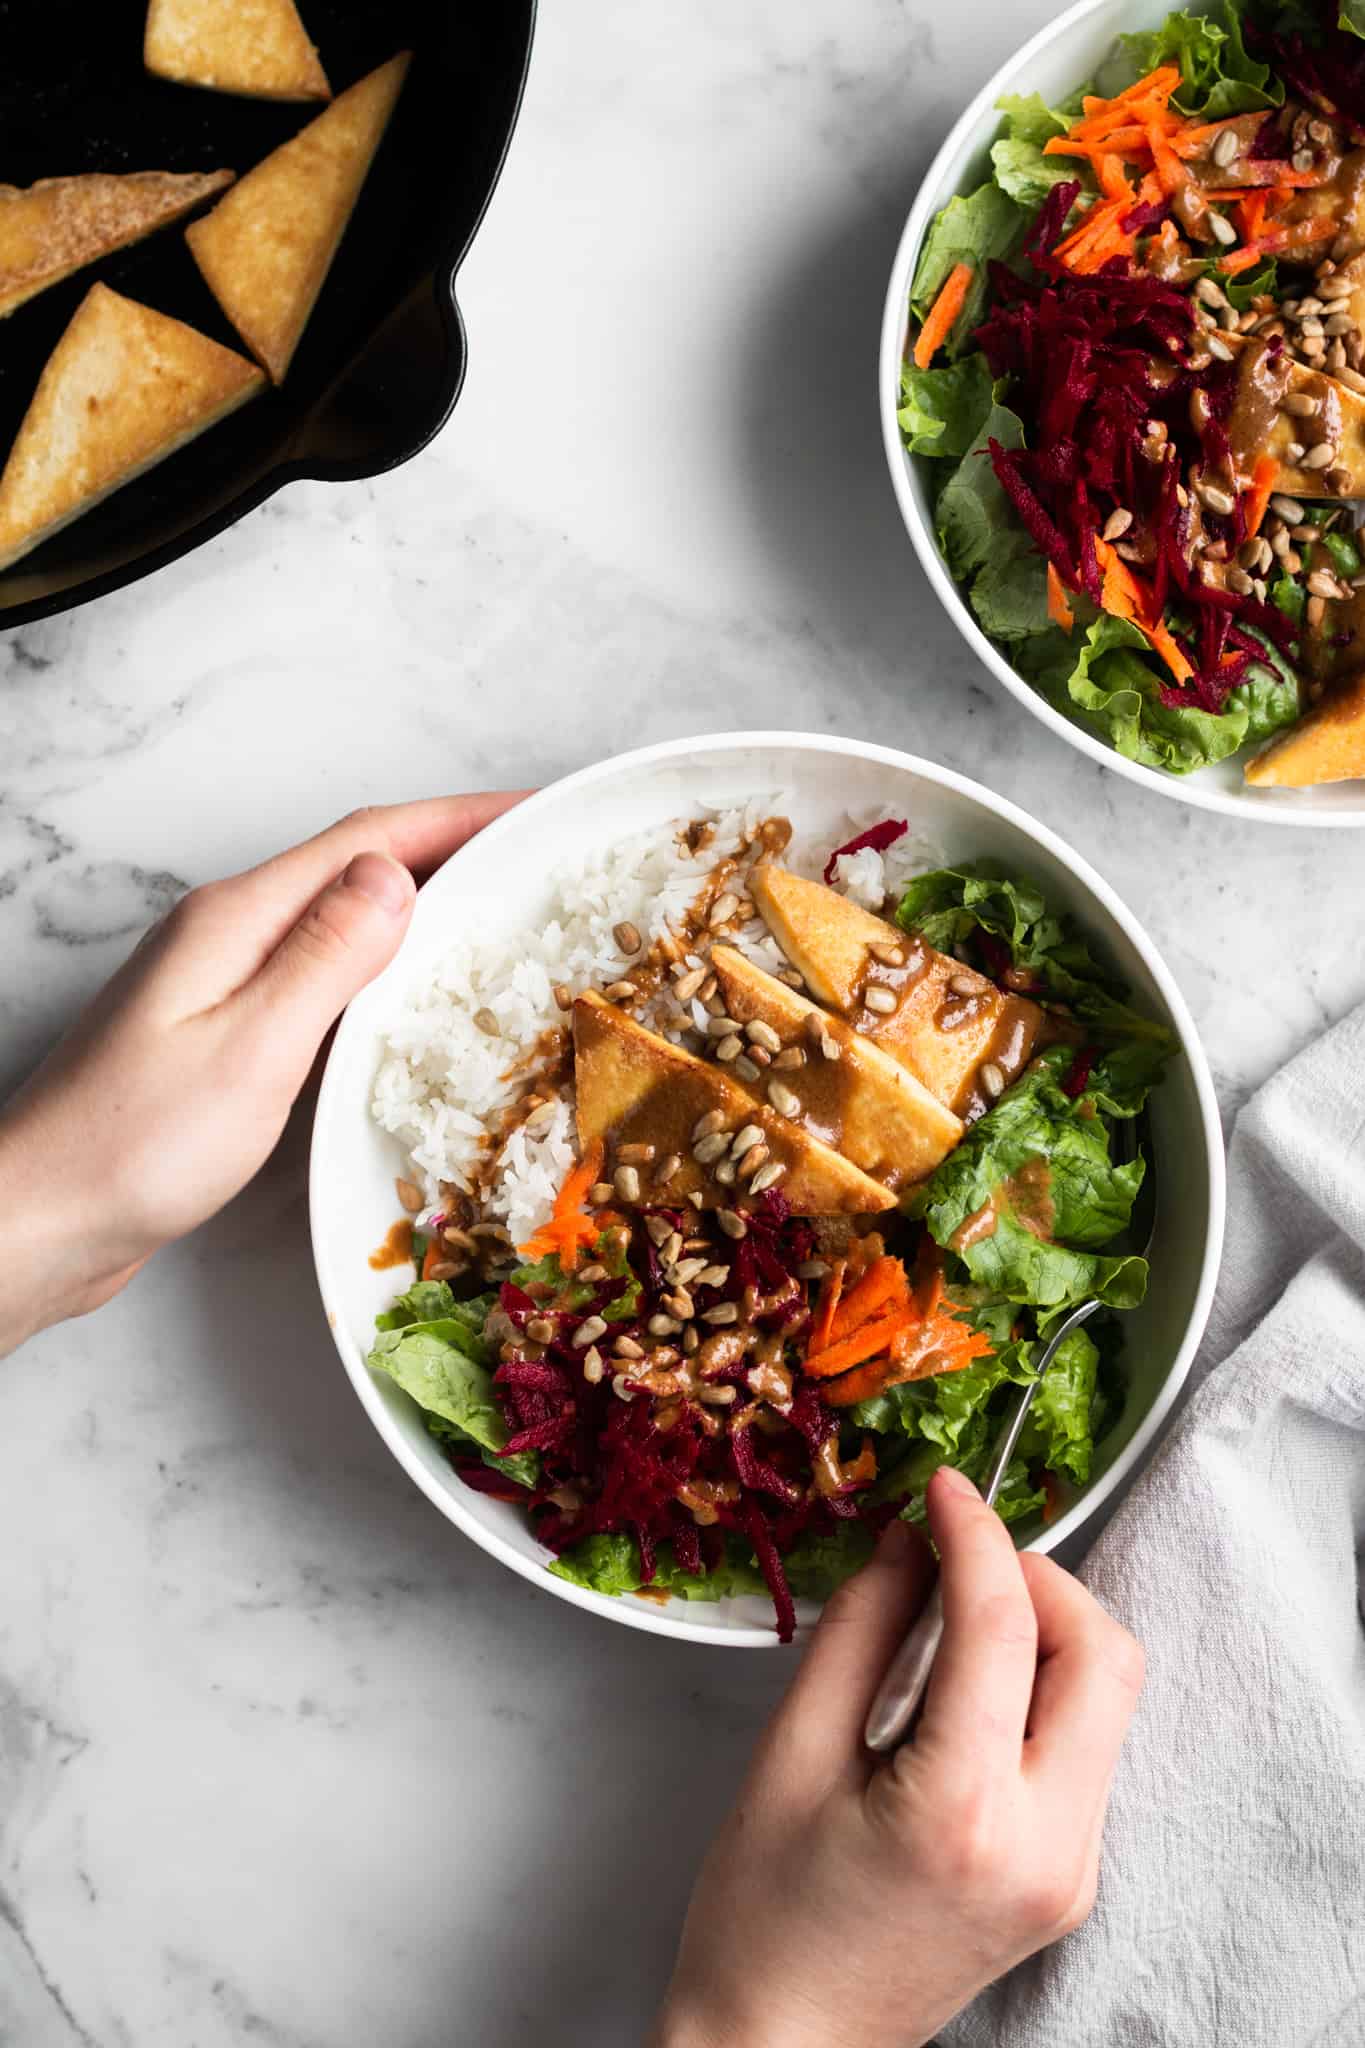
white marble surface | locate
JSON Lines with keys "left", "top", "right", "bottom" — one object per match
{"left": 2, "top": 3, "right": 1364, "bottom": 2042}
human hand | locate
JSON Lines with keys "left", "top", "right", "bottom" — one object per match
{"left": 652, "top": 1467, "right": 1144, "bottom": 2048}
{"left": 0, "top": 794, "right": 524, "bottom": 1354}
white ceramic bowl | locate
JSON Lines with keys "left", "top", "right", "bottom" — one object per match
{"left": 880, "top": 0, "right": 1365, "bottom": 827}
{"left": 310, "top": 732, "right": 1226, "bottom": 1647}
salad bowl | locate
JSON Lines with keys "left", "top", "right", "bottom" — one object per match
{"left": 881, "top": 0, "right": 1365, "bottom": 824}
{"left": 310, "top": 734, "right": 1224, "bottom": 1648}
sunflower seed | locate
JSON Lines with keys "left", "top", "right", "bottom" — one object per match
{"left": 663, "top": 1290, "right": 695, "bottom": 1320}
{"left": 864, "top": 985, "right": 898, "bottom": 1014}
{"left": 613, "top": 1165, "right": 641, "bottom": 1202}
{"left": 733, "top": 1056, "right": 761, "bottom": 1082}
{"left": 1227, "top": 565, "right": 1254, "bottom": 594}
{"left": 868, "top": 940, "right": 905, "bottom": 966}
{"left": 736, "top": 1144, "right": 770, "bottom": 1180}
{"left": 708, "top": 891, "right": 740, "bottom": 928}
{"left": 648, "top": 1314, "right": 681, "bottom": 1337}
{"left": 718, "top": 1209, "right": 748, "bottom": 1240}
{"left": 611, "top": 1373, "right": 638, "bottom": 1403}
{"left": 1306, "top": 594, "right": 1326, "bottom": 629}
{"left": 715, "top": 1035, "right": 743, "bottom": 1062}
{"left": 1209, "top": 211, "right": 1238, "bottom": 247}
{"left": 797, "top": 1259, "right": 830, "bottom": 1280}
{"left": 1324, "top": 313, "right": 1356, "bottom": 336}
{"left": 1307, "top": 569, "right": 1344, "bottom": 597}
{"left": 553, "top": 982, "right": 572, "bottom": 1011}
{"left": 706, "top": 1014, "right": 741, "bottom": 1036}
{"left": 574, "top": 1316, "right": 608, "bottom": 1347}
{"left": 1301, "top": 441, "right": 1337, "bottom": 469}
{"left": 819, "top": 1031, "right": 842, "bottom": 1061}
{"left": 1195, "top": 478, "right": 1237, "bottom": 515}
{"left": 583, "top": 1347, "right": 605, "bottom": 1384}
{"left": 1212, "top": 126, "right": 1240, "bottom": 168}
{"left": 702, "top": 1303, "right": 740, "bottom": 1325}
{"left": 698, "top": 1384, "right": 738, "bottom": 1406}
{"left": 693, "top": 1132, "right": 730, "bottom": 1165}
{"left": 1271, "top": 494, "right": 1306, "bottom": 522}
{"left": 1293, "top": 148, "right": 1316, "bottom": 173}
{"left": 730, "top": 1123, "right": 764, "bottom": 1159}
{"left": 614, "top": 1333, "right": 644, "bottom": 1358}
{"left": 980, "top": 1061, "right": 1006, "bottom": 1101}
{"left": 749, "top": 1161, "right": 787, "bottom": 1194}
{"left": 613, "top": 921, "right": 641, "bottom": 954}
{"left": 698, "top": 1265, "right": 731, "bottom": 1287}
{"left": 395, "top": 1177, "right": 424, "bottom": 1213}
{"left": 767, "top": 1079, "right": 801, "bottom": 1118}
{"left": 473, "top": 1007, "right": 500, "bottom": 1037}
{"left": 1101, "top": 506, "right": 1134, "bottom": 541}
{"left": 1194, "top": 275, "right": 1227, "bottom": 307}
{"left": 1283, "top": 391, "right": 1320, "bottom": 418}
{"left": 745, "top": 1018, "right": 781, "bottom": 1052}
{"left": 772, "top": 1046, "right": 806, "bottom": 1070}
{"left": 673, "top": 965, "right": 707, "bottom": 1002}
{"left": 1206, "top": 333, "right": 1234, "bottom": 361}
{"left": 617, "top": 1141, "right": 655, "bottom": 1164}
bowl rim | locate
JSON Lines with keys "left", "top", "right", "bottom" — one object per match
{"left": 0, "top": 0, "right": 538, "bottom": 633}
{"left": 310, "top": 728, "right": 1227, "bottom": 1648}
{"left": 877, "top": 0, "right": 1365, "bottom": 828}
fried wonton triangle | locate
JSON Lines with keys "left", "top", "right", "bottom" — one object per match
{"left": 748, "top": 865, "right": 1048, "bottom": 1120}
{"left": 185, "top": 51, "right": 411, "bottom": 383}
{"left": 572, "top": 992, "right": 895, "bottom": 1216}
{"left": 709, "top": 947, "right": 963, "bottom": 1189}
{"left": 0, "top": 170, "right": 235, "bottom": 320}
{"left": 0, "top": 283, "right": 265, "bottom": 572}
{"left": 1223, "top": 334, "right": 1365, "bottom": 501}
{"left": 144, "top": 0, "right": 331, "bottom": 102}
{"left": 1244, "top": 669, "right": 1365, "bottom": 786}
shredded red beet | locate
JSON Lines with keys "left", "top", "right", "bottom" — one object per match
{"left": 743, "top": 1497, "right": 796, "bottom": 1645}
{"left": 1062, "top": 1046, "right": 1098, "bottom": 1098}
{"left": 1023, "top": 177, "right": 1081, "bottom": 266}
{"left": 823, "top": 818, "right": 908, "bottom": 884}
{"left": 1248, "top": 111, "right": 1288, "bottom": 161}
{"left": 1119, "top": 197, "right": 1167, "bottom": 234}
{"left": 1244, "top": 14, "right": 1365, "bottom": 140}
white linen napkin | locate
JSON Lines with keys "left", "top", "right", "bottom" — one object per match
{"left": 943, "top": 1005, "right": 1365, "bottom": 2048}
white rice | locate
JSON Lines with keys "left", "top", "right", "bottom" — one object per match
{"left": 371, "top": 799, "right": 939, "bottom": 1248}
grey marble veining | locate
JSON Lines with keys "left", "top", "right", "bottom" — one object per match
{"left": 2, "top": 3, "right": 1364, "bottom": 2042}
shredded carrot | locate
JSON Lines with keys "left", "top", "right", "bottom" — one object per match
{"left": 1094, "top": 537, "right": 1193, "bottom": 686}
{"left": 1040, "top": 1470, "right": 1065, "bottom": 1524}
{"left": 1143, "top": 617, "right": 1195, "bottom": 686}
{"left": 1235, "top": 188, "right": 1269, "bottom": 245}
{"left": 1218, "top": 242, "right": 1269, "bottom": 276}
{"left": 804, "top": 1309, "right": 921, "bottom": 1381}
{"left": 824, "top": 1256, "right": 912, "bottom": 1347}
{"left": 1244, "top": 453, "right": 1278, "bottom": 537}
{"left": 809, "top": 1259, "right": 845, "bottom": 1355}
{"left": 421, "top": 1237, "right": 443, "bottom": 1282}
{"left": 1047, "top": 561, "right": 1075, "bottom": 633}
{"left": 822, "top": 1301, "right": 994, "bottom": 1407}
{"left": 1115, "top": 63, "right": 1181, "bottom": 105}
{"left": 517, "top": 1135, "right": 609, "bottom": 1270}
{"left": 914, "top": 261, "right": 974, "bottom": 370}
{"left": 1144, "top": 122, "right": 1189, "bottom": 195}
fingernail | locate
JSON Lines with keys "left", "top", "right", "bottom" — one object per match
{"left": 876, "top": 1517, "right": 915, "bottom": 1562}
{"left": 934, "top": 1465, "right": 979, "bottom": 1499}
{"left": 343, "top": 851, "right": 412, "bottom": 917}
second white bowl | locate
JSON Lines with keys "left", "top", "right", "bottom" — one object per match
{"left": 879, "top": 0, "right": 1365, "bottom": 827}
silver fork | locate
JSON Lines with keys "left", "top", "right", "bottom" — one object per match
{"left": 863, "top": 1114, "right": 1156, "bottom": 1755}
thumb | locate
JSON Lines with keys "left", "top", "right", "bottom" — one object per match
{"left": 241, "top": 850, "right": 415, "bottom": 1067}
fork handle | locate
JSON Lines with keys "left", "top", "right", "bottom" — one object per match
{"left": 863, "top": 1579, "right": 944, "bottom": 1753}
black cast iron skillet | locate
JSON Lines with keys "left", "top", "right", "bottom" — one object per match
{"left": 0, "top": 0, "right": 536, "bottom": 627}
